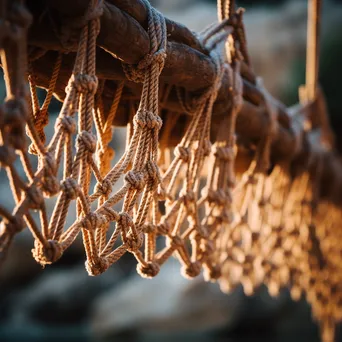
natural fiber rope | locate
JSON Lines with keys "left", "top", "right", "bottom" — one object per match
{"left": 0, "top": 1, "right": 341, "bottom": 340}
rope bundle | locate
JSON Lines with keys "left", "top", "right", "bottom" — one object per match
{"left": 0, "top": 0, "right": 341, "bottom": 341}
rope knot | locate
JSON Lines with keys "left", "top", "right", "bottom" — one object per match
{"left": 137, "top": 261, "right": 160, "bottom": 278}
{"left": 213, "top": 146, "right": 234, "bottom": 161}
{"left": 0, "top": 145, "right": 16, "bottom": 167}
{"left": 168, "top": 235, "right": 183, "bottom": 248}
{"left": 125, "top": 232, "right": 143, "bottom": 253}
{"left": 85, "top": 257, "right": 110, "bottom": 276}
{"left": 0, "top": 215, "right": 25, "bottom": 237}
{"left": 133, "top": 110, "right": 162, "bottom": 130}
{"left": 77, "top": 130, "right": 96, "bottom": 153}
{"left": 61, "top": 178, "right": 80, "bottom": 200}
{"left": 142, "top": 223, "right": 156, "bottom": 234}
{"left": 81, "top": 212, "right": 106, "bottom": 231}
{"left": 56, "top": 116, "right": 76, "bottom": 135}
{"left": 94, "top": 179, "right": 112, "bottom": 197}
{"left": 123, "top": 50, "right": 166, "bottom": 83}
{"left": 181, "top": 261, "right": 202, "bottom": 279}
{"left": 174, "top": 146, "right": 190, "bottom": 162}
{"left": 137, "top": 49, "right": 166, "bottom": 73}
{"left": 32, "top": 239, "right": 63, "bottom": 265}
{"left": 41, "top": 154, "right": 60, "bottom": 196}
{"left": 70, "top": 74, "right": 99, "bottom": 95}
{"left": 118, "top": 212, "right": 134, "bottom": 229}
{"left": 26, "top": 186, "right": 44, "bottom": 210}
{"left": 204, "top": 265, "right": 222, "bottom": 281}
{"left": 124, "top": 170, "right": 146, "bottom": 190}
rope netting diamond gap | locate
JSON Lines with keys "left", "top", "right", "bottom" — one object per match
{"left": 0, "top": 0, "right": 341, "bottom": 340}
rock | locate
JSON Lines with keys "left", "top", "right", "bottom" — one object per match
{"left": 7, "top": 264, "right": 123, "bottom": 326}
{"left": 91, "top": 260, "right": 244, "bottom": 339}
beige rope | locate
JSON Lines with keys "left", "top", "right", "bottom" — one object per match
{"left": 0, "top": 1, "right": 341, "bottom": 339}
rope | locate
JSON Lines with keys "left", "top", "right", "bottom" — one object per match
{"left": 0, "top": 1, "right": 341, "bottom": 340}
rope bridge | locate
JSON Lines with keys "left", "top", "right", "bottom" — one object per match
{"left": 0, "top": 0, "right": 341, "bottom": 340}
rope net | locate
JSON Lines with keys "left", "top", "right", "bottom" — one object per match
{"left": 0, "top": 0, "right": 341, "bottom": 340}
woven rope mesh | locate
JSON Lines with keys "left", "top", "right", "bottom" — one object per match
{"left": 0, "top": 0, "right": 341, "bottom": 340}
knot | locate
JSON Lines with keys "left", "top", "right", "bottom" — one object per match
{"left": 181, "top": 261, "right": 202, "bottom": 279}
{"left": 124, "top": 170, "right": 146, "bottom": 190}
{"left": 137, "top": 261, "right": 160, "bottom": 278}
{"left": 168, "top": 235, "right": 183, "bottom": 248}
{"left": 69, "top": 74, "right": 99, "bottom": 95}
{"left": 3, "top": 99, "right": 28, "bottom": 150}
{"left": 26, "top": 186, "right": 44, "bottom": 210}
{"left": 42, "top": 154, "right": 59, "bottom": 197}
{"left": 118, "top": 212, "right": 134, "bottom": 229}
{"left": 204, "top": 265, "right": 222, "bottom": 281}
{"left": 0, "top": 145, "right": 16, "bottom": 167}
{"left": 31, "top": 109, "right": 49, "bottom": 147}
{"left": 122, "top": 49, "right": 166, "bottom": 83}
{"left": 157, "top": 221, "right": 170, "bottom": 235}
{"left": 174, "top": 146, "right": 190, "bottom": 162}
{"left": 206, "top": 189, "right": 229, "bottom": 205}
{"left": 77, "top": 130, "right": 96, "bottom": 153}
{"left": 145, "top": 160, "right": 160, "bottom": 188}
{"left": 142, "top": 223, "right": 156, "bottom": 233}
{"left": 133, "top": 110, "right": 162, "bottom": 130}
{"left": 94, "top": 179, "right": 112, "bottom": 197}
{"left": 56, "top": 116, "right": 76, "bottom": 135}
{"left": 32, "top": 240, "right": 63, "bottom": 265}
{"left": 85, "top": 258, "right": 110, "bottom": 276}
{"left": 81, "top": 212, "right": 106, "bottom": 231}
{"left": 61, "top": 178, "right": 80, "bottom": 200}
{"left": 137, "top": 50, "right": 166, "bottom": 72}
{"left": 0, "top": 215, "right": 25, "bottom": 237}
{"left": 125, "top": 232, "right": 143, "bottom": 253}
{"left": 213, "top": 146, "right": 235, "bottom": 161}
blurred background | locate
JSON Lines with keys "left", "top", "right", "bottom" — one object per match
{"left": 0, "top": 0, "right": 342, "bottom": 341}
